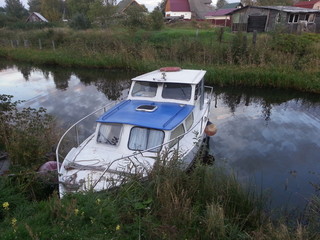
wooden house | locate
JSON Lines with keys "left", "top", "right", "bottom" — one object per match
{"left": 220, "top": 2, "right": 243, "bottom": 9}
{"left": 116, "top": 0, "right": 145, "bottom": 14}
{"left": 205, "top": 8, "right": 238, "bottom": 26}
{"left": 294, "top": 0, "right": 320, "bottom": 10}
{"left": 165, "top": 0, "right": 213, "bottom": 20}
{"left": 26, "top": 12, "right": 48, "bottom": 23}
{"left": 230, "top": 6, "right": 320, "bottom": 33}
{"left": 165, "top": 0, "right": 192, "bottom": 19}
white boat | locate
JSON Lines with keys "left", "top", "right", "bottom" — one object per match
{"left": 56, "top": 67, "right": 215, "bottom": 197}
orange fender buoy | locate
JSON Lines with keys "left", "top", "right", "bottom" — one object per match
{"left": 205, "top": 124, "right": 217, "bottom": 136}
{"left": 160, "top": 67, "right": 181, "bottom": 72}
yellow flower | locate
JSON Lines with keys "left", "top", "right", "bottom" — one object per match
{"left": 2, "top": 202, "right": 9, "bottom": 210}
{"left": 74, "top": 209, "right": 79, "bottom": 216}
{"left": 116, "top": 224, "right": 121, "bottom": 231}
{"left": 11, "top": 218, "right": 17, "bottom": 227}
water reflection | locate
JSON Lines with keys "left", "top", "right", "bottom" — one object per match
{"left": 0, "top": 60, "right": 132, "bottom": 126}
{"left": 1, "top": 61, "right": 320, "bottom": 213}
{"left": 210, "top": 87, "right": 320, "bottom": 212}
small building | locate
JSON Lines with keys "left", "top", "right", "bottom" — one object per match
{"left": 294, "top": 0, "right": 320, "bottom": 10}
{"left": 188, "top": 0, "right": 213, "bottom": 19}
{"left": 117, "top": 0, "right": 144, "bottom": 14}
{"left": 220, "top": 2, "right": 243, "bottom": 9}
{"left": 26, "top": 12, "right": 48, "bottom": 23}
{"left": 230, "top": 5, "right": 320, "bottom": 33}
{"left": 165, "top": 0, "right": 192, "bottom": 20}
{"left": 205, "top": 8, "right": 237, "bottom": 26}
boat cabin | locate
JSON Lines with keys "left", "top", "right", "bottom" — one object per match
{"left": 94, "top": 68, "right": 208, "bottom": 155}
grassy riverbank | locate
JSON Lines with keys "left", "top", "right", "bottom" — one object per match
{"left": 0, "top": 26, "right": 320, "bottom": 93}
{"left": 1, "top": 162, "right": 320, "bottom": 240}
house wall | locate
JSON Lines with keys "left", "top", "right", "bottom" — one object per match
{"left": 231, "top": 7, "right": 320, "bottom": 33}
{"left": 165, "top": 11, "right": 192, "bottom": 19}
{"left": 314, "top": 2, "right": 320, "bottom": 10}
{"left": 27, "top": 14, "right": 41, "bottom": 22}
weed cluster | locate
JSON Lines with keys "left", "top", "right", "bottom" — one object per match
{"left": 0, "top": 95, "right": 59, "bottom": 170}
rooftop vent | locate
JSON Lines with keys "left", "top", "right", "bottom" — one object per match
{"left": 136, "top": 105, "right": 158, "bottom": 112}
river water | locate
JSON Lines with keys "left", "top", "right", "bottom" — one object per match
{"left": 1, "top": 61, "right": 320, "bottom": 213}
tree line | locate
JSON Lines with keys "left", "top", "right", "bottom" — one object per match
{"left": 0, "top": 0, "right": 165, "bottom": 30}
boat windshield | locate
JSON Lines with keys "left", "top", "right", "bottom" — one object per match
{"left": 128, "top": 127, "right": 164, "bottom": 152}
{"left": 131, "top": 81, "right": 158, "bottom": 97}
{"left": 162, "top": 83, "right": 191, "bottom": 101}
{"left": 97, "top": 123, "right": 122, "bottom": 146}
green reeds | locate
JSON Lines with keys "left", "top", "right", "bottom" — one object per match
{"left": 0, "top": 28, "right": 319, "bottom": 93}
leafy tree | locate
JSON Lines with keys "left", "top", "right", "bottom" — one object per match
{"left": 65, "top": 0, "right": 95, "bottom": 18}
{"left": 149, "top": 9, "right": 164, "bottom": 30}
{"left": 123, "top": 4, "right": 148, "bottom": 29}
{"left": 156, "top": 0, "right": 166, "bottom": 15}
{"left": 216, "top": 0, "right": 227, "bottom": 9}
{"left": 40, "top": 0, "right": 63, "bottom": 21}
{"left": 5, "top": 0, "right": 28, "bottom": 20}
{"left": 69, "top": 13, "right": 91, "bottom": 30}
{"left": 88, "top": 0, "right": 116, "bottom": 27}
{"left": 28, "top": 0, "right": 41, "bottom": 13}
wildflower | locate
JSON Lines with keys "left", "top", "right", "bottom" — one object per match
{"left": 11, "top": 218, "right": 17, "bottom": 227}
{"left": 2, "top": 202, "right": 9, "bottom": 210}
{"left": 96, "top": 198, "right": 101, "bottom": 205}
{"left": 74, "top": 208, "right": 79, "bottom": 216}
{"left": 116, "top": 224, "right": 121, "bottom": 231}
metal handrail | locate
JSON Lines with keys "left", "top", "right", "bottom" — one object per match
{"left": 56, "top": 86, "right": 213, "bottom": 178}
{"left": 55, "top": 101, "right": 118, "bottom": 173}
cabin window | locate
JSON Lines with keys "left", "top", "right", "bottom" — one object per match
{"left": 185, "top": 113, "right": 194, "bottom": 131}
{"left": 131, "top": 81, "right": 157, "bottom": 97}
{"left": 128, "top": 127, "right": 164, "bottom": 152}
{"left": 162, "top": 83, "right": 191, "bottom": 101}
{"left": 97, "top": 123, "right": 122, "bottom": 146}
{"left": 288, "top": 14, "right": 299, "bottom": 23}
{"left": 169, "top": 124, "right": 185, "bottom": 148}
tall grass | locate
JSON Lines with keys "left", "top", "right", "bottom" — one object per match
{"left": 0, "top": 27, "right": 319, "bottom": 93}
{"left": 0, "top": 159, "right": 319, "bottom": 239}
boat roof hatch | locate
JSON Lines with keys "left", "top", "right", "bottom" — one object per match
{"left": 97, "top": 100, "right": 194, "bottom": 131}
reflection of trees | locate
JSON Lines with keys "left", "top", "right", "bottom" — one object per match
{"left": 95, "top": 78, "right": 130, "bottom": 100}
{"left": 215, "top": 86, "right": 320, "bottom": 122}
{"left": 51, "top": 69, "right": 72, "bottom": 90}
{"left": 73, "top": 68, "right": 131, "bottom": 100}
{"left": 17, "top": 65, "right": 33, "bottom": 81}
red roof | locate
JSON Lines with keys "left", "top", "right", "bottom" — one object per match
{"left": 293, "top": 0, "right": 319, "bottom": 9}
{"left": 166, "top": 0, "right": 191, "bottom": 12}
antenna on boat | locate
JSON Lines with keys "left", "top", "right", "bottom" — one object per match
{"left": 161, "top": 72, "right": 166, "bottom": 81}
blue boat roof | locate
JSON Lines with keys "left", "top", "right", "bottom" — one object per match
{"left": 97, "top": 100, "right": 194, "bottom": 131}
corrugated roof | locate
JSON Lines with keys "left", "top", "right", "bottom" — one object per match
{"left": 28, "top": 12, "right": 48, "bottom": 22}
{"left": 188, "top": 0, "right": 213, "bottom": 18}
{"left": 220, "top": 2, "right": 242, "bottom": 9}
{"left": 205, "top": 8, "right": 237, "bottom": 16}
{"left": 166, "top": 0, "right": 191, "bottom": 12}
{"left": 229, "top": 5, "right": 320, "bottom": 14}
{"left": 294, "top": 0, "right": 319, "bottom": 9}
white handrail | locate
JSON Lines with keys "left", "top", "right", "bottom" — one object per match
{"left": 55, "top": 101, "right": 118, "bottom": 173}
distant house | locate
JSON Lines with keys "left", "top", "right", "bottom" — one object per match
{"left": 230, "top": 5, "right": 320, "bottom": 33}
{"left": 116, "top": 0, "right": 144, "bottom": 14}
{"left": 220, "top": 2, "right": 243, "bottom": 9}
{"left": 165, "top": 0, "right": 192, "bottom": 20}
{"left": 205, "top": 8, "right": 238, "bottom": 26}
{"left": 165, "top": 0, "right": 213, "bottom": 20}
{"left": 188, "top": 0, "right": 213, "bottom": 19}
{"left": 294, "top": 0, "right": 320, "bottom": 10}
{"left": 26, "top": 12, "right": 48, "bottom": 23}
